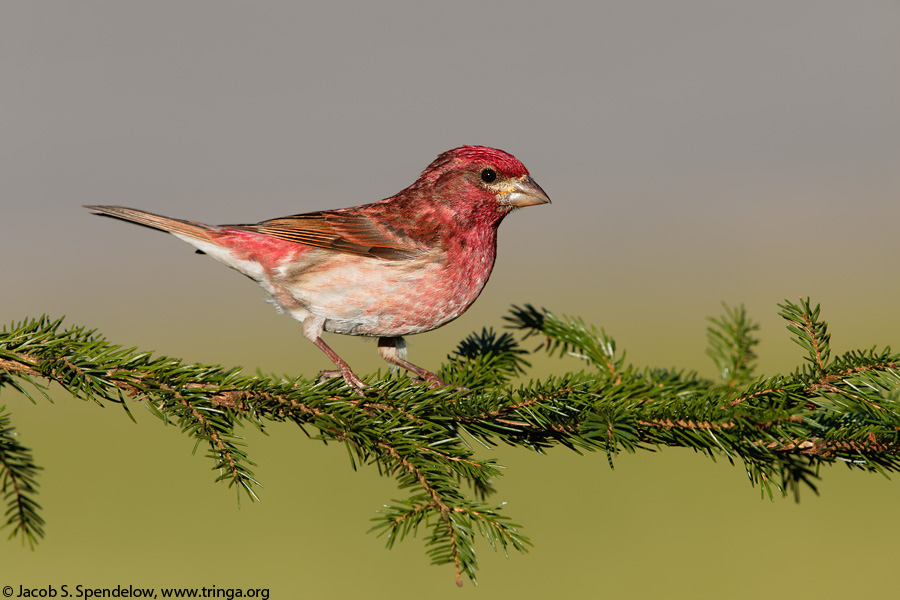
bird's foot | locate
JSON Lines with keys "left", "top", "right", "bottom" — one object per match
{"left": 316, "top": 368, "right": 366, "bottom": 389}
{"left": 420, "top": 372, "right": 450, "bottom": 389}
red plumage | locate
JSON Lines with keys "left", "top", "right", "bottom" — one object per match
{"left": 86, "top": 146, "right": 550, "bottom": 388}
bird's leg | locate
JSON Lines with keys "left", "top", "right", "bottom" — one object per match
{"left": 299, "top": 313, "right": 365, "bottom": 388}
{"left": 378, "top": 336, "right": 448, "bottom": 387}
{"left": 313, "top": 337, "right": 366, "bottom": 389}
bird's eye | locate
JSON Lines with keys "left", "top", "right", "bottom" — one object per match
{"left": 480, "top": 168, "right": 497, "bottom": 183}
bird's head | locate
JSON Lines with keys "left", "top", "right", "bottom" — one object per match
{"left": 415, "top": 146, "right": 550, "bottom": 226}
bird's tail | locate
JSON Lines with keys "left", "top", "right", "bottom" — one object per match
{"left": 84, "top": 205, "right": 215, "bottom": 242}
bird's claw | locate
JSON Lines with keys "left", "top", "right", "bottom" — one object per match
{"left": 317, "top": 367, "right": 467, "bottom": 392}
{"left": 317, "top": 368, "right": 367, "bottom": 390}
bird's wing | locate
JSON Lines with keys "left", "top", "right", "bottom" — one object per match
{"left": 225, "top": 210, "right": 432, "bottom": 261}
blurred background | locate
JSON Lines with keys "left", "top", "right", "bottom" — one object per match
{"left": 2, "top": 1, "right": 898, "bottom": 597}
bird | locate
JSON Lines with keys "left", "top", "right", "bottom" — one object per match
{"left": 85, "top": 145, "right": 550, "bottom": 388}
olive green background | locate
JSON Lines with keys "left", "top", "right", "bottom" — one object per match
{"left": 2, "top": 1, "right": 899, "bottom": 597}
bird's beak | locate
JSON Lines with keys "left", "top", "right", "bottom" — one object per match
{"left": 504, "top": 176, "right": 551, "bottom": 207}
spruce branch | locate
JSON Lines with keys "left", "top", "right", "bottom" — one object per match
{"left": 505, "top": 305, "right": 621, "bottom": 380}
{"left": 0, "top": 405, "right": 44, "bottom": 547}
{"left": 779, "top": 297, "right": 831, "bottom": 377}
{"left": 706, "top": 302, "right": 759, "bottom": 388}
{"left": 2, "top": 300, "right": 900, "bottom": 585}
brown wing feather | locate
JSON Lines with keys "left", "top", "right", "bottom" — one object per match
{"left": 227, "top": 210, "right": 428, "bottom": 261}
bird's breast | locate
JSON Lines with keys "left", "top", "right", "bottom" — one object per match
{"left": 276, "top": 232, "right": 498, "bottom": 337}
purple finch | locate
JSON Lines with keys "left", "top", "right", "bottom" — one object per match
{"left": 86, "top": 146, "right": 550, "bottom": 388}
